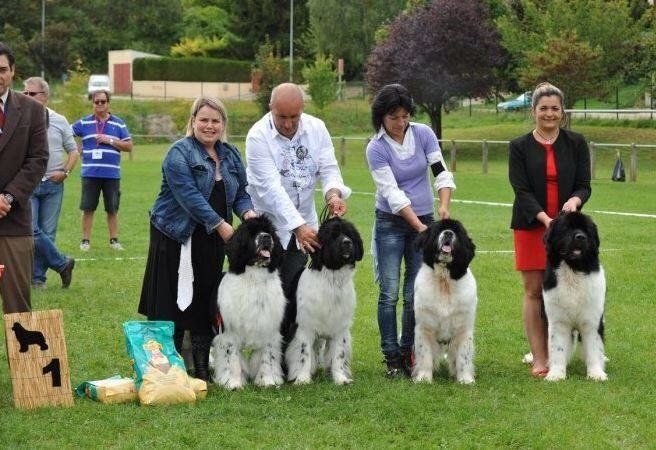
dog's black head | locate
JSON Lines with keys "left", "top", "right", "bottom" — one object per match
{"left": 544, "top": 211, "right": 600, "bottom": 273}
{"left": 309, "top": 217, "right": 364, "bottom": 271}
{"left": 225, "top": 215, "right": 283, "bottom": 274}
{"left": 415, "top": 218, "right": 475, "bottom": 280}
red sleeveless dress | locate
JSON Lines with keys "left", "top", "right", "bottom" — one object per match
{"left": 513, "top": 142, "right": 558, "bottom": 270}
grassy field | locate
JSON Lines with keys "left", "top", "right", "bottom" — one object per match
{"left": 1, "top": 120, "right": 655, "bottom": 448}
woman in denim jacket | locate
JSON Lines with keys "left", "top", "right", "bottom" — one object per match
{"left": 139, "top": 96, "right": 256, "bottom": 381}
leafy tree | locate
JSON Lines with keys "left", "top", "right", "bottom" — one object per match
{"left": 629, "top": 5, "right": 656, "bottom": 87}
{"left": 0, "top": 24, "right": 38, "bottom": 80}
{"left": 365, "top": 0, "right": 503, "bottom": 139}
{"left": 496, "top": 0, "right": 639, "bottom": 93}
{"left": 171, "top": 4, "right": 238, "bottom": 57}
{"left": 253, "top": 39, "right": 287, "bottom": 115}
{"left": 519, "top": 32, "right": 604, "bottom": 109}
{"left": 171, "top": 36, "right": 230, "bottom": 58}
{"left": 302, "top": 54, "right": 337, "bottom": 112}
{"left": 306, "top": 0, "right": 405, "bottom": 79}
{"left": 221, "top": 0, "right": 310, "bottom": 62}
{"left": 29, "top": 21, "right": 74, "bottom": 79}
{"left": 1, "top": 0, "right": 182, "bottom": 76}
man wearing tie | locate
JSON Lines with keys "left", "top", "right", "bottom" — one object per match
{"left": 0, "top": 42, "right": 49, "bottom": 313}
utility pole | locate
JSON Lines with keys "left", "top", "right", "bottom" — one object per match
{"left": 41, "top": 0, "right": 45, "bottom": 78}
{"left": 289, "top": 0, "right": 294, "bottom": 82}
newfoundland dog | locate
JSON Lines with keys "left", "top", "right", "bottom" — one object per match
{"left": 285, "top": 216, "right": 364, "bottom": 385}
{"left": 412, "top": 218, "right": 477, "bottom": 384}
{"left": 211, "top": 216, "right": 286, "bottom": 389}
{"left": 542, "top": 211, "right": 607, "bottom": 381}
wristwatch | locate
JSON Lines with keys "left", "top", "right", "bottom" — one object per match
{"left": 110, "top": 138, "right": 115, "bottom": 145}
{"left": 2, "top": 192, "right": 15, "bottom": 206}
{"left": 64, "top": 169, "right": 71, "bottom": 177}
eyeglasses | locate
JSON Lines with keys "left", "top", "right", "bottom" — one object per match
{"left": 23, "top": 91, "right": 45, "bottom": 97}
{"left": 93, "top": 99, "right": 108, "bottom": 105}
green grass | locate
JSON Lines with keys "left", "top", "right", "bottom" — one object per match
{"left": 1, "top": 124, "right": 655, "bottom": 448}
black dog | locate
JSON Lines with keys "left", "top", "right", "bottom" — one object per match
{"left": 12, "top": 322, "right": 49, "bottom": 353}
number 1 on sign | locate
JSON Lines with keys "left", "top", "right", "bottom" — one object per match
{"left": 42, "top": 358, "right": 62, "bottom": 387}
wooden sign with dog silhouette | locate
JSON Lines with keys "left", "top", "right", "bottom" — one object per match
{"left": 3, "top": 309, "right": 73, "bottom": 409}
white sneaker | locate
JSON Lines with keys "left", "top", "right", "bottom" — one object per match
{"left": 80, "top": 240, "right": 90, "bottom": 251}
{"left": 109, "top": 239, "right": 124, "bottom": 251}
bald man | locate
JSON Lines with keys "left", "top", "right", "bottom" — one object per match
{"left": 245, "top": 83, "right": 351, "bottom": 347}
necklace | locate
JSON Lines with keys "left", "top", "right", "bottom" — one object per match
{"left": 534, "top": 128, "right": 558, "bottom": 143}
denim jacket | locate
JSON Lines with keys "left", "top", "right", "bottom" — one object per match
{"left": 150, "top": 136, "right": 253, "bottom": 244}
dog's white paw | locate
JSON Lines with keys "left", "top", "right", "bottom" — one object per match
{"left": 293, "top": 373, "right": 312, "bottom": 385}
{"left": 255, "top": 374, "right": 281, "bottom": 388}
{"left": 457, "top": 375, "right": 475, "bottom": 385}
{"left": 333, "top": 374, "right": 352, "bottom": 385}
{"left": 412, "top": 372, "right": 433, "bottom": 383}
{"left": 545, "top": 370, "right": 566, "bottom": 382}
{"left": 587, "top": 369, "right": 607, "bottom": 381}
{"left": 224, "top": 379, "right": 245, "bottom": 390}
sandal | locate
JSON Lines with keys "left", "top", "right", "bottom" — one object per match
{"left": 530, "top": 367, "right": 549, "bottom": 378}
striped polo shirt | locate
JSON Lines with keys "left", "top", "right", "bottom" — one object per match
{"left": 71, "top": 113, "right": 131, "bottom": 179}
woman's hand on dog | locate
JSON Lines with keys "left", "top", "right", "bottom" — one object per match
{"left": 561, "top": 196, "right": 582, "bottom": 213}
{"left": 217, "top": 220, "right": 235, "bottom": 242}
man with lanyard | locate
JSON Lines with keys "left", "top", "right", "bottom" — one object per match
{"left": 245, "top": 82, "right": 350, "bottom": 348}
{"left": 23, "top": 76, "right": 77, "bottom": 288}
{"left": 72, "top": 89, "right": 132, "bottom": 251}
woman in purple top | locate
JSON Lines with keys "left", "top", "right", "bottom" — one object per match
{"left": 366, "top": 84, "right": 456, "bottom": 377}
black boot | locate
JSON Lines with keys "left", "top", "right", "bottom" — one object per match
{"left": 399, "top": 349, "right": 414, "bottom": 378}
{"left": 173, "top": 329, "right": 185, "bottom": 355}
{"left": 191, "top": 332, "right": 212, "bottom": 382}
{"left": 383, "top": 352, "right": 403, "bottom": 378}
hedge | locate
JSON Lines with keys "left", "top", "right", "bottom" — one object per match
{"left": 132, "top": 56, "right": 312, "bottom": 83}
{"left": 132, "top": 57, "right": 252, "bottom": 82}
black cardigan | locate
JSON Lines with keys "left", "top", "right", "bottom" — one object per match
{"left": 508, "top": 128, "right": 591, "bottom": 230}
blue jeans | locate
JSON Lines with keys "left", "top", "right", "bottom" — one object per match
{"left": 31, "top": 179, "right": 67, "bottom": 283}
{"left": 373, "top": 209, "right": 433, "bottom": 357}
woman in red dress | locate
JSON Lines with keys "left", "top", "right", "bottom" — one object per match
{"left": 508, "top": 82, "right": 591, "bottom": 377}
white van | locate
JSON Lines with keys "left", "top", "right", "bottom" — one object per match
{"left": 87, "top": 74, "right": 110, "bottom": 99}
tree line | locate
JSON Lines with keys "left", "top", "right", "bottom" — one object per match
{"left": 3, "top": 0, "right": 655, "bottom": 138}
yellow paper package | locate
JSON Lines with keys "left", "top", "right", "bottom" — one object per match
{"left": 75, "top": 375, "right": 137, "bottom": 404}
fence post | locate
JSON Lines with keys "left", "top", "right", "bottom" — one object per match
{"left": 482, "top": 140, "right": 488, "bottom": 174}
{"left": 630, "top": 143, "right": 637, "bottom": 182}
{"left": 339, "top": 137, "right": 346, "bottom": 166}
{"left": 450, "top": 140, "right": 457, "bottom": 172}
{"left": 589, "top": 142, "right": 596, "bottom": 180}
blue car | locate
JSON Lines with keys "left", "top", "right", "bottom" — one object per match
{"left": 497, "top": 91, "right": 531, "bottom": 111}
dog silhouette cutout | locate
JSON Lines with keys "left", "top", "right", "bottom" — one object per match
{"left": 11, "top": 322, "right": 49, "bottom": 352}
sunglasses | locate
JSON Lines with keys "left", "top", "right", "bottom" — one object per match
{"left": 23, "top": 91, "right": 45, "bottom": 97}
{"left": 93, "top": 99, "right": 108, "bottom": 105}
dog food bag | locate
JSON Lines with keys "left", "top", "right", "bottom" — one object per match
{"left": 188, "top": 376, "right": 208, "bottom": 400}
{"left": 75, "top": 375, "right": 137, "bottom": 404}
{"left": 123, "top": 321, "right": 196, "bottom": 405}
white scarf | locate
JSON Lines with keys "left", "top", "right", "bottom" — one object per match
{"left": 176, "top": 237, "right": 194, "bottom": 311}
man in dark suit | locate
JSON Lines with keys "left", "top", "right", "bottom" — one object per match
{"left": 0, "top": 42, "right": 49, "bottom": 313}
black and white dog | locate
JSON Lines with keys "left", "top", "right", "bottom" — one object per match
{"left": 543, "top": 211, "right": 607, "bottom": 381}
{"left": 211, "top": 216, "right": 286, "bottom": 389}
{"left": 412, "top": 219, "right": 477, "bottom": 384}
{"left": 285, "top": 217, "right": 363, "bottom": 385}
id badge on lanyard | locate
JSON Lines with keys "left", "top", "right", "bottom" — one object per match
{"left": 94, "top": 116, "right": 107, "bottom": 159}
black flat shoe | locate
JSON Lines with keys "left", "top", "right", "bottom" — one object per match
{"left": 59, "top": 258, "right": 75, "bottom": 288}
